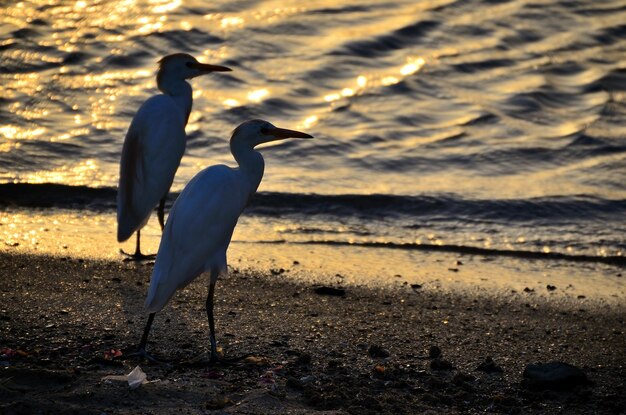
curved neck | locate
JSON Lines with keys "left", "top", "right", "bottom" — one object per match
{"left": 230, "top": 140, "right": 265, "bottom": 192}
{"left": 157, "top": 75, "right": 193, "bottom": 124}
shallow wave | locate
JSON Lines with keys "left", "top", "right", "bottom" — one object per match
{"left": 256, "top": 240, "right": 626, "bottom": 266}
{"left": 1, "top": 183, "right": 624, "bottom": 223}
{"left": 330, "top": 20, "right": 439, "bottom": 58}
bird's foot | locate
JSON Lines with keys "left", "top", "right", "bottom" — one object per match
{"left": 119, "top": 347, "right": 164, "bottom": 364}
{"left": 120, "top": 249, "right": 156, "bottom": 261}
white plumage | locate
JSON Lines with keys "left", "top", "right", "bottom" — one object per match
{"left": 134, "top": 119, "right": 313, "bottom": 361}
{"left": 145, "top": 164, "right": 244, "bottom": 312}
{"left": 117, "top": 53, "right": 231, "bottom": 259}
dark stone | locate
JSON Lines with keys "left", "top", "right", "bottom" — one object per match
{"left": 430, "top": 358, "right": 453, "bottom": 370}
{"left": 428, "top": 345, "right": 441, "bottom": 359}
{"left": 546, "top": 285, "right": 557, "bottom": 291}
{"left": 476, "top": 356, "right": 503, "bottom": 373}
{"left": 522, "top": 362, "right": 589, "bottom": 390}
{"left": 368, "top": 344, "right": 390, "bottom": 358}
{"left": 453, "top": 372, "right": 476, "bottom": 385}
{"left": 314, "top": 286, "right": 346, "bottom": 296}
{"left": 286, "top": 376, "right": 303, "bottom": 389}
{"left": 296, "top": 353, "right": 312, "bottom": 365}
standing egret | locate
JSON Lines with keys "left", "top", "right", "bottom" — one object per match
{"left": 134, "top": 119, "right": 313, "bottom": 361}
{"left": 117, "top": 53, "right": 231, "bottom": 260}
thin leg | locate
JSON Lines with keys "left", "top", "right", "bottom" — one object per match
{"left": 135, "top": 229, "right": 142, "bottom": 255}
{"left": 120, "top": 229, "right": 156, "bottom": 261}
{"left": 121, "top": 312, "right": 160, "bottom": 363}
{"left": 206, "top": 281, "right": 218, "bottom": 362}
{"left": 157, "top": 197, "right": 166, "bottom": 232}
{"left": 139, "top": 312, "right": 156, "bottom": 350}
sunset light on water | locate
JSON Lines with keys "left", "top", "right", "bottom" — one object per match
{"left": 0, "top": 1, "right": 624, "bottom": 413}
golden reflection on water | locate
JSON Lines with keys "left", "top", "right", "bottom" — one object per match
{"left": 22, "top": 159, "right": 114, "bottom": 187}
{"left": 247, "top": 88, "right": 270, "bottom": 103}
{"left": 0, "top": 125, "right": 46, "bottom": 140}
{"left": 221, "top": 88, "right": 271, "bottom": 108}
{"left": 324, "top": 56, "right": 426, "bottom": 104}
{"left": 151, "top": 0, "right": 182, "bottom": 14}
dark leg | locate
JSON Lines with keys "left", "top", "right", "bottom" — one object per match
{"left": 120, "top": 229, "right": 156, "bottom": 261}
{"left": 206, "top": 281, "right": 218, "bottom": 362}
{"left": 139, "top": 312, "right": 156, "bottom": 350}
{"left": 157, "top": 197, "right": 166, "bottom": 232}
{"left": 135, "top": 229, "right": 142, "bottom": 255}
{"left": 121, "top": 312, "right": 160, "bottom": 363}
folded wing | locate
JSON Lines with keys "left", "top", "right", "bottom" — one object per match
{"left": 117, "top": 95, "right": 187, "bottom": 242}
{"left": 145, "top": 165, "right": 248, "bottom": 313}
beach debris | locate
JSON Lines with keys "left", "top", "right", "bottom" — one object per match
{"left": 259, "top": 370, "right": 276, "bottom": 385}
{"left": 313, "top": 286, "right": 346, "bottom": 297}
{"left": 300, "top": 375, "right": 316, "bottom": 384}
{"left": 373, "top": 364, "right": 386, "bottom": 376}
{"left": 270, "top": 268, "right": 285, "bottom": 275}
{"left": 523, "top": 287, "right": 534, "bottom": 293}
{"left": 368, "top": 344, "right": 390, "bottom": 358}
{"left": 447, "top": 268, "right": 459, "bottom": 272}
{"left": 476, "top": 356, "right": 503, "bottom": 373}
{"left": 102, "top": 365, "right": 149, "bottom": 389}
{"left": 546, "top": 284, "right": 557, "bottom": 291}
{"left": 244, "top": 355, "right": 271, "bottom": 366}
{"left": 522, "top": 362, "right": 589, "bottom": 390}
{"left": 428, "top": 345, "right": 442, "bottom": 359}
{"left": 1, "top": 347, "right": 17, "bottom": 359}
{"left": 103, "top": 348, "right": 123, "bottom": 360}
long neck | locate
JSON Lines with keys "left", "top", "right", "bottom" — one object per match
{"left": 157, "top": 74, "right": 193, "bottom": 125}
{"left": 230, "top": 140, "right": 265, "bottom": 193}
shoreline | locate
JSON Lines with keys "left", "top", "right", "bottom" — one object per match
{"left": 1, "top": 251, "right": 624, "bottom": 414}
{"left": 1, "top": 206, "right": 625, "bottom": 305}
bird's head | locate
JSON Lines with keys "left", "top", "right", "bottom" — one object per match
{"left": 231, "top": 119, "right": 313, "bottom": 148}
{"left": 157, "top": 53, "right": 231, "bottom": 85}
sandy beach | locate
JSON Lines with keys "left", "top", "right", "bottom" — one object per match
{"left": 0, "top": 250, "right": 624, "bottom": 414}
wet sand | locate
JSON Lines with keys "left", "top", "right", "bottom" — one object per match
{"left": 0, "top": 251, "right": 624, "bottom": 414}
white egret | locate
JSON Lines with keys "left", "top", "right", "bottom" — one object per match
{"left": 134, "top": 119, "right": 313, "bottom": 361}
{"left": 117, "top": 53, "right": 231, "bottom": 260}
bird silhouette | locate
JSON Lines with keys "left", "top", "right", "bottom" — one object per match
{"left": 117, "top": 53, "right": 231, "bottom": 260}
{"left": 134, "top": 119, "right": 313, "bottom": 362}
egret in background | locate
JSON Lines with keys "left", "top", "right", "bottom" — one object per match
{"left": 117, "top": 53, "right": 231, "bottom": 260}
{"left": 134, "top": 119, "right": 313, "bottom": 362}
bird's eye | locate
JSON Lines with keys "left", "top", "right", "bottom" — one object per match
{"left": 185, "top": 62, "right": 194, "bottom": 68}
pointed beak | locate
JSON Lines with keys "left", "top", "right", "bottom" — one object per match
{"left": 266, "top": 127, "right": 314, "bottom": 140}
{"left": 192, "top": 63, "right": 232, "bottom": 73}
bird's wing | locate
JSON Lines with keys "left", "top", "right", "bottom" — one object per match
{"left": 117, "top": 95, "right": 187, "bottom": 242}
{"left": 145, "top": 165, "right": 249, "bottom": 312}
